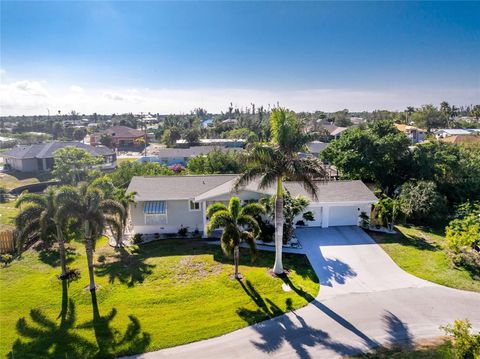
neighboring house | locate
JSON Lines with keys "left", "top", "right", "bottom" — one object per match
{"left": 441, "top": 135, "right": 480, "bottom": 145}
{"left": 0, "top": 136, "right": 17, "bottom": 149}
{"left": 90, "top": 126, "right": 147, "bottom": 149}
{"left": 126, "top": 175, "right": 377, "bottom": 236}
{"left": 3, "top": 141, "right": 116, "bottom": 172}
{"left": 319, "top": 124, "right": 348, "bottom": 140}
{"left": 433, "top": 129, "right": 473, "bottom": 138}
{"left": 394, "top": 124, "right": 427, "bottom": 144}
{"left": 349, "top": 117, "right": 365, "bottom": 125}
{"left": 176, "top": 138, "right": 246, "bottom": 148}
{"left": 139, "top": 146, "right": 243, "bottom": 166}
{"left": 305, "top": 141, "right": 328, "bottom": 157}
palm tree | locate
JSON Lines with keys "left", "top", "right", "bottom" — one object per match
{"left": 206, "top": 197, "right": 264, "bottom": 279}
{"left": 59, "top": 184, "right": 124, "bottom": 291}
{"left": 15, "top": 188, "right": 70, "bottom": 278}
{"left": 235, "top": 108, "right": 328, "bottom": 275}
{"left": 440, "top": 101, "right": 452, "bottom": 127}
{"left": 405, "top": 106, "right": 415, "bottom": 124}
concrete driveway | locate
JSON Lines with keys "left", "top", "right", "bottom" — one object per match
{"left": 131, "top": 226, "right": 480, "bottom": 359}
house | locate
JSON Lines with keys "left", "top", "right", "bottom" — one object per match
{"left": 319, "top": 124, "right": 348, "bottom": 140}
{"left": 3, "top": 141, "right": 116, "bottom": 172}
{"left": 394, "top": 124, "right": 427, "bottom": 144}
{"left": 433, "top": 129, "right": 473, "bottom": 138}
{"left": 126, "top": 175, "right": 377, "bottom": 236}
{"left": 90, "top": 126, "right": 147, "bottom": 149}
{"left": 305, "top": 141, "right": 328, "bottom": 157}
{"left": 139, "top": 146, "right": 243, "bottom": 166}
{"left": 175, "top": 138, "right": 246, "bottom": 148}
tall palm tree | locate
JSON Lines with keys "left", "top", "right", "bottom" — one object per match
{"left": 59, "top": 184, "right": 124, "bottom": 291}
{"left": 15, "top": 188, "right": 70, "bottom": 278}
{"left": 235, "top": 108, "right": 328, "bottom": 275}
{"left": 405, "top": 106, "right": 415, "bottom": 124}
{"left": 440, "top": 101, "right": 452, "bottom": 127}
{"left": 207, "top": 197, "right": 264, "bottom": 279}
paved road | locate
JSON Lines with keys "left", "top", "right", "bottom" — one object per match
{"left": 130, "top": 226, "right": 480, "bottom": 359}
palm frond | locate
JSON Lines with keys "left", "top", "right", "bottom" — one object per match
{"left": 238, "top": 215, "right": 261, "bottom": 237}
{"left": 15, "top": 192, "right": 46, "bottom": 208}
{"left": 240, "top": 202, "right": 266, "bottom": 217}
{"left": 228, "top": 197, "right": 241, "bottom": 219}
{"left": 206, "top": 203, "right": 228, "bottom": 218}
{"left": 206, "top": 210, "right": 233, "bottom": 236}
{"left": 240, "top": 231, "right": 257, "bottom": 259}
{"left": 219, "top": 224, "right": 239, "bottom": 256}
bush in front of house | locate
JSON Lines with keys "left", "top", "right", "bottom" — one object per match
{"left": 132, "top": 233, "right": 143, "bottom": 244}
{"left": 0, "top": 254, "right": 13, "bottom": 267}
{"left": 178, "top": 226, "right": 188, "bottom": 237}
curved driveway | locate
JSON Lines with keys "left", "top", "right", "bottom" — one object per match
{"left": 131, "top": 226, "right": 480, "bottom": 359}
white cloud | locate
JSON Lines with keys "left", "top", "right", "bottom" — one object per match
{"left": 69, "top": 85, "right": 84, "bottom": 93}
{"left": 0, "top": 69, "right": 6, "bottom": 76}
{"left": 0, "top": 79, "right": 478, "bottom": 116}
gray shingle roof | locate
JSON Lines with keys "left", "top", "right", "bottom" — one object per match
{"left": 3, "top": 142, "right": 114, "bottom": 159}
{"left": 128, "top": 175, "right": 377, "bottom": 204}
{"left": 100, "top": 126, "right": 145, "bottom": 138}
{"left": 306, "top": 141, "right": 328, "bottom": 155}
{"left": 127, "top": 175, "right": 238, "bottom": 201}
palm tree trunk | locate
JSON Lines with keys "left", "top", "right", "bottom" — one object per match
{"left": 234, "top": 245, "right": 240, "bottom": 279}
{"left": 85, "top": 238, "right": 96, "bottom": 291}
{"left": 273, "top": 177, "right": 284, "bottom": 275}
{"left": 56, "top": 224, "right": 67, "bottom": 278}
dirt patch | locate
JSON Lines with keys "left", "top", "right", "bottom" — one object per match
{"left": 175, "top": 255, "right": 223, "bottom": 281}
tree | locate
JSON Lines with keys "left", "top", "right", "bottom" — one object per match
{"left": 445, "top": 202, "right": 480, "bottom": 252}
{"left": 411, "top": 104, "right": 446, "bottom": 131}
{"left": 73, "top": 128, "right": 87, "bottom": 142}
{"left": 261, "top": 191, "right": 313, "bottom": 242}
{"left": 99, "top": 134, "right": 113, "bottom": 148}
{"left": 185, "top": 128, "right": 200, "bottom": 145}
{"left": 0, "top": 186, "right": 7, "bottom": 203}
{"left": 398, "top": 180, "right": 447, "bottom": 223}
{"left": 235, "top": 108, "right": 328, "bottom": 275}
{"left": 161, "top": 127, "right": 181, "bottom": 147}
{"left": 470, "top": 105, "right": 480, "bottom": 121}
{"left": 107, "top": 161, "right": 174, "bottom": 189}
{"left": 15, "top": 188, "right": 71, "bottom": 278}
{"left": 206, "top": 197, "right": 264, "bottom": 279}
{"left": 187, "top": 149, "right": 244, "bottom": 174}
{"left": 373, "top": 196, "right": 400, "bottom": 230}
{"left": 405, "top": 106, "right": 415, "bottom": 124}
{"left": 52, "top": 147, "right": 102, "bottom": 185}
{"left": 59, "top": 184, "right": 124, "bottom": 291}
{"left": 321, "top": 121, "right": 411, "bottom": 193}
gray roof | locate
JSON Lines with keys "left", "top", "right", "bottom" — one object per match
{"left": 127, "top": 175, "right": 238, "bottom": 201}
{"left": 100, "top": 126, "right": 145, "bottom": 138}
{"left": 3, "top": 142, "right": 114, "bottom": 159}
{"left": 128, "top": 175, "right": 377, "bottom": 204}
{"left": 306, "top": 141, "right": 328, "bottom": 155}
{"left": 150, "top": 146, "right": 242, "bottom": 158}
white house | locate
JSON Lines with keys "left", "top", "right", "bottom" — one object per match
{"left": 434, "top": 129, "right": 473, "bottom": 138}
{"left": 126, "top": 175, "right": 378, "bottom": 236}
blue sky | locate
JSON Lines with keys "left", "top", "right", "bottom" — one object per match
{"left": 1, "top": 1, "right": 479, "bottom": 114}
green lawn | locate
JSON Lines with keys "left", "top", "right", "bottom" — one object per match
{"left": 0, "top": 201, "right": 18, "bottom": 231}
{"left": 0, "top": 238, "right": 319, "bottom": 358}
{"left": 369, "top": 225, "right": 480, "bottom": 292}
{"left": 0, "top": 171, "right": 52, "bottom": 191}
{"left": 352, "top": 338, "right": 450, "bottom": 358}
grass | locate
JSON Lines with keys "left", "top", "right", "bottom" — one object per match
{"left": 117, "top": 157, "right": 138, "bottom": 165}
{"left": 0, "top": 201, "right": 18, "bottom": 231}
{"left": 0, "top": 171, "right": 52, "bottom": 190}
{"left": 0, "top": 238, "right": 319, "bottom": 358}
{"left": 369, "top": 224, "right": 480, "bottom": 292}
{"left": 352, "top": 337, "right": 450, "bottom": 358}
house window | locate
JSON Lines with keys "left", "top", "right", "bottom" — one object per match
{"left": 144, "top": 201, "right": 167, "bottom": 225}
{"left": 189, "top": 200, "right": 200, "bottom": 211}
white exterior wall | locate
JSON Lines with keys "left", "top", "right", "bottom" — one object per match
{"left": 5, "top": 157, "right": 38, "bottom": 172}
{"left": 129, "top": 200, "right": 204, "bottom": 234}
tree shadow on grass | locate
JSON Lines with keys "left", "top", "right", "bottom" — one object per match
{"left": 236, "top": 280, "right": 362, "bottom": 358}
{"left": 8, "top": 281, "right": 97, "bottom": 359}
{"left": 37, "top": 244, "right": 78, "bottom": 268}
{"left": 369, "top": 228, "right": 441, "bottom": 252}
{"left": 77, "top": 291, "right": 151, "bottom": 358}
{"left": 95, "top": 246, "right": 156, "bottom": 287}
{"left": 9, "top": 280, "right": 151, "bottom": 359}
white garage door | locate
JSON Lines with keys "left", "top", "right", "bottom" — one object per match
{"left": 328, "top": 206, "right": 359, "bottom": 226}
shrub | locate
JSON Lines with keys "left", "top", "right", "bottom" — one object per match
{"left": 441, "top": 319, "right": 480, "bottom": 359}
{"left": 399, "top": 180, "right": 447, "bottom": 223}
{"left": 132, "top": 233, "right": 143, "bottom": 244}
{"left": 0, "top": 186, "right": 8, "bottom": 203}
{"left": 0, "top": 254, "right": 13, "bottom": 267}
{"left": 178, "top": 226, "right": 188, "bottom": 237}
{"left": 359, "top": 211, "right": 370, "bottom": 228}
{"left": 449, "top": 248, "right": 480, "bottom": 277}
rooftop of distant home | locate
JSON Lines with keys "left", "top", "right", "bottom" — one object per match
{"left": 3, "top": 141, "right": 114, "bottom": 159}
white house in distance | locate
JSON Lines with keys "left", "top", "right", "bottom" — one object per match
{"left": 394, "top": 124, "right": 427, "bottom": 144}
{"left": 126, "top": 175, "right": 378, "bottom": 236}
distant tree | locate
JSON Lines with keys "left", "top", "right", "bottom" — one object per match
{"left": 405, "top": 106, "right": 415, "bottom": 124}
{"left": 185, "top": 128, "right": 200, "bottom": 145}
{"left": 470, "top": 105, "right": 480, "bottom": 121}
{"left": 187, "top": 149, "right": 244, "bottom": 174}
{"left": 99, "top": 134, "right": 114, "bottom": 148}
{"left": 107, "top": 161, "right": 174, "bottom": 188}
{"left": 73, "top": 128, "right": 87, "bottom": 141}
{"left": 52, "top": 147, "right": 102, "bottom": 185}
{"left": 206, "top": 197, "right": 264, "bottom": 279}
{"left": 161, "top": 127, "right": 181, "bottom": 147}
{"left": 411, "top": 105, "right": 446, "bottom": 131}
{"left": 321, "top": 121, "right": 411, "bottom": 193}
{"left": 399, "top": 180, "right": 447, "bottom": 223}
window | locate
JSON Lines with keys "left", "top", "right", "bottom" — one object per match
{"left": 189, "top": 200, "right": 200, "bottom": 211}
{"left": 144, "top": 201, "right": 167, "bottom": 225}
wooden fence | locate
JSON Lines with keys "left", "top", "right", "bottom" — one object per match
{"left": 0, "top": 230, "right": 15, "bottom": 254}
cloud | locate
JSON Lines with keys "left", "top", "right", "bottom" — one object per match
{"left": 0, "top": 79, "right": 478, "bottom": 116}
{"left": 69, "top": 85, "right": 84, "bottom": 93}
{"left": 0, "top": 69, "right": 6, "bottom": 76}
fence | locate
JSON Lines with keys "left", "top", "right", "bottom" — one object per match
{"left": 0, "top": 230, "right": 15, "bottom": 254}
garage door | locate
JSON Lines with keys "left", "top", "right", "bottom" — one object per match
{"left": 328, "top": 206, "right": 359, "bottom": 226}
